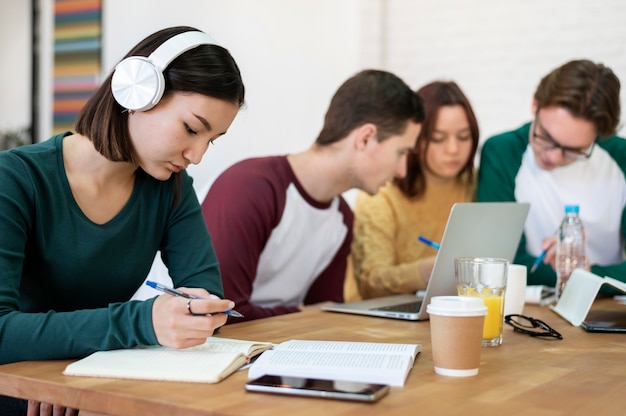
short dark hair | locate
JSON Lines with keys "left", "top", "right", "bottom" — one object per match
{"left": 315, "top": 69, "right": 425, "bottom": 145}
{"left": 75, "top": 26, "right": 245, "bottom": 162}
{"left": 534, "top": 59, "right": 620, "bottom": 138}
{"left": 395, "top": 81, "right": 479, "bottom": 198}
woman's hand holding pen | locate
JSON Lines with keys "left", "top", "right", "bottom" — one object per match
{"left": 152, "top": 287, "right": 235, "bottom": 349}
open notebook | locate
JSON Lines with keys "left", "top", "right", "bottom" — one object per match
{"left": 64, "top": 337, "right": 274, "bottom": 383}
{"left": 323, "top": 202, "right": 530, "bottom": 321}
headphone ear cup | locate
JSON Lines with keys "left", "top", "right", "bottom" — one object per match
{"left": 111, "top": 56, "right": 165, "bottom": 112}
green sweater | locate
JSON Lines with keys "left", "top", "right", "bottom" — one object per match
{"left": 477, "top": 123, "right": 626, "bottom": 293}
{"left": 0, "top": 133, "right": 223, "bottom": 364}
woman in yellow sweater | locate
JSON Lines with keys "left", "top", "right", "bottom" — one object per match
{"left": 349, "top": 81, "right": 479, "bottom": 300}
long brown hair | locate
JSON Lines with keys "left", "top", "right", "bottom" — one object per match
{"left": 394, "top": 81, "right": 479, "bottom": 198}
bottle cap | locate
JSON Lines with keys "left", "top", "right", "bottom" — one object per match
{"left": 565, "top": 205, "right": 579, "bottom": 214}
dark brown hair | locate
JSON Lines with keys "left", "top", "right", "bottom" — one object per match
{"left": 394, "top": 81, "right": 479, "bottom": 198}
{"left": 75, "top": 26, "right": 245, "bottom": 162}
{"left": 534, "top": 59, "right": 620, "bottom": 138}
{"left": 315, "top": 69, "right": 425, "bottom": 145}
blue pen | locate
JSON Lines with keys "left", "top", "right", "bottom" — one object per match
{"left": 530, "top": 249, "right": 547, "bottom": 274}
{"left": 417, "top": 236, "right": 440, "bottom": 250}
{"left": 531, "top": 227, "right": 559, "bottom": 274}
{"left": 145, "top": 280, "right": 244, "bottom": 318}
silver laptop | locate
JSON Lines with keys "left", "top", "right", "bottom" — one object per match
{"left": 322, "top": 202, "right": 530, "bottom": 321}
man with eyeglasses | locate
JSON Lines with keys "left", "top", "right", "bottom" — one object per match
{"left": 477, "top": 59, "right": 626, "bottom": 292}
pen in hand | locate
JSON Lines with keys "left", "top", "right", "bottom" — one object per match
{"left": 417, "top": 236, "right": 440, "bottom": 250}
{"left": 530, "top": 249, "right": 547, "bottom": 274}
{"left": 531, "top": 227, "right": 559, "bottom": 274}
{"left": 145, "top": 280, "right": 244, "bottom": 318}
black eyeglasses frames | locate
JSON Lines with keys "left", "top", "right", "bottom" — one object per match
{"left": 505, "top": 314, "right": 563, "bottom": 340}
{"left": 530, "top": 113, "right": 595, "bottom": 161}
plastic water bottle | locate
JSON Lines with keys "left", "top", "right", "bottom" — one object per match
{"left": 555, "top": 205, "right": 588, "bottom": 300}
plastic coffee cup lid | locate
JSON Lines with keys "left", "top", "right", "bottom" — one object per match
{"left": 426, "top": 296, "right": 487, "bottom": 317}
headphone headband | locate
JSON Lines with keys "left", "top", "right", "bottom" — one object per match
{"left": 149, "top": 31, "right": 218, "bottom": 71}
{"left": 111, "top": 31, "right": 219, "bottom": 112}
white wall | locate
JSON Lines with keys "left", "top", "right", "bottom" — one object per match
{"left": 99, "top": 0, "right": 363, "bottom": 199}
{"left": 0, "top": 0, "right": 31, "bottom": 133}
{"left": 2, "top": 0, "right": 626, "bottom": 202}
{"left": 4, "top": 0, "right": 625, "bottom": 295}
{"left": 381, "top": 0, "right": 626, "bottom": 144}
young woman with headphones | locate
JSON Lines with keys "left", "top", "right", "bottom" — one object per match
{"left": 0, "top": 26, "right": 245, "bottom": 415}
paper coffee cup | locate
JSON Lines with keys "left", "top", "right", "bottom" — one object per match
{"left": 427, "top": 296, "right": 487, "bottom": 377}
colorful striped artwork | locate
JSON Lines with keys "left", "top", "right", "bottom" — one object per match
{"left": 53, "top": 0, "right": 101, "bottom": 134}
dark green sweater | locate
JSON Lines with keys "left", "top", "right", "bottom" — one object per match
{"left": 0, "top": 133, "right": 223, "bottom": 364}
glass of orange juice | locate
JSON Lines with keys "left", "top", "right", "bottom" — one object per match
{"left": 454, "top": 257, "right": 508, "bottom": 347}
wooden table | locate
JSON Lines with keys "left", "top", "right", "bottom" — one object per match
{"left": 1, "top": 299, "right": 625, "bottom": 415}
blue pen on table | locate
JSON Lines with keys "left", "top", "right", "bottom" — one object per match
{"left": 145, "top": 280, "right": 244, "bottom": 318}
{"left": 417, "top": 236, "right": 440, "bottom": 250}
{"left": 530, "top": 249, "right": 547, "bottom": 274}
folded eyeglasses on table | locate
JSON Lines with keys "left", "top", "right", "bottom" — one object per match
{"left": 505, "top": 314, "right": 563, "bottom": 340}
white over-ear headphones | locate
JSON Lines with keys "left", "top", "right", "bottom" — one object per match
{"left": 111, "top": 31, "right": 218, "bottom": 112}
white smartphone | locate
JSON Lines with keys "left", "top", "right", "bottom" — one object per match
{"left": 245, "top": 374, "right": 389, "bottom": 402}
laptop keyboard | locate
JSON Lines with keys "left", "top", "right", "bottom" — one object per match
{"left": 371, "top": 301, "right": 422, "bottom": 313}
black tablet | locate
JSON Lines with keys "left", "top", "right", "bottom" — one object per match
{"left": 581, "top": 310, "right": 626, "bottom": 333}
